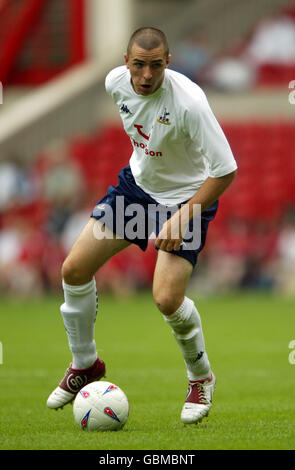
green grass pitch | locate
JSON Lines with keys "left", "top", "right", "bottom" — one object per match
{"left": 0, "top": 291, "right": 294, "bottom": 450}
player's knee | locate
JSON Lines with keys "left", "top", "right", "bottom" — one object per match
{"left": 61, "top": 257, "right": 92, "bottom": 286}
{"left": 153, "top": 289, "right": 184, "bottom": 316}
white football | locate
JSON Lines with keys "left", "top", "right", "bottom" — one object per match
{"left": 73, "top": 381, "right": 129, "bottom": 431}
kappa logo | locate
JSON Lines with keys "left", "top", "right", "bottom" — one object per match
{"left": 192, "top": 351, "right": 204, "bottom": 363}
{"left": 157, "top": 107, "right": 171, "bottom": 125}
{"left": 120, "top": 104, "right": 132, "bottom": 114}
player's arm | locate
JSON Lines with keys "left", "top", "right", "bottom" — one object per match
{"left": 180, "top": 169, "right": 237, "bottom": 219}
{"left": 155, "top": 169, "right": 236, "bottom": 252}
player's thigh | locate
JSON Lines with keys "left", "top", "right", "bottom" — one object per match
{"left": 62, "top": 218, "right": 130, "bottom": 285}
{"left": 152, "top": 250, "right": 193, "bottom": 315}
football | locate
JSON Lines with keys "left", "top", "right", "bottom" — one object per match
{"left": 73, "top": 381, "right": 129, "bottom": 431}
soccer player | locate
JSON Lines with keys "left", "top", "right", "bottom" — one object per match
{"left": 47, "top": 27, "right": 237, "bottom": 424}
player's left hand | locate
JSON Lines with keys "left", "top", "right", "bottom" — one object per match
{"left": 155, "top": 211, "right": 189, "bottom": 252}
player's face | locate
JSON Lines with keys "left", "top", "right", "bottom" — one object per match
{"left": 124, "top": 44, "right": 170, "bottom": 96}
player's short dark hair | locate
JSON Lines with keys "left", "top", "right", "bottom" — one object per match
{"left": 127, "top": 27, "right": 169, "bottom": 57}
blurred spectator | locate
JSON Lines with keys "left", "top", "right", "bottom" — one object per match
{"left": 189, "top": 217, "right": 278, "bottom": 294}
{"left": 36, "top": 139, "right": 84, "bottom": 208}
{"left": 189, "top": 217, "right": 250, "bottom": 294}
{"left": 0, "top": 154, "right": 37, "bottom": 211}
{"left": 238, "top": 220, "right": 278, "bottom": 290}
{"left": 40, "top": 235, "right": 66, "bottom": 292}
{"left": 0, "top": 213, "right": 22, "bottom": 268}
{"left": 95, "top": 242, "right": 156, "bottom": 297}
{"left": 243, "top": 14, "right": 295, "bottom": 66}
{"left": 207, "top": 57, "right": 256, "bottom": 92}
{"left": 271, "top": 208, "right": 295, "bottom": 296}
{"left": 171, "top": 29, "right": 214, "bottom": 84}
{"left": 0, "top": 212, "right": 43, "bottom": 296}
{"left": 206, "top": 10, "right": 295, "bottom": 91}
{"left": 34, "top": 138, "right": 87, "bottom": 239}
{"left": 60, "top": 203, "right": 92, "bottom": 254}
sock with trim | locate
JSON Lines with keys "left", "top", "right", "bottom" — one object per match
{"left": 60, "top": 278, "right": 98, "bottom": 369}
{"left": 163, "top": 296, "right": 210, "bottom": 381}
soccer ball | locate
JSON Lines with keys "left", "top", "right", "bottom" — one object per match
{"left": 73, "top": 381, "right": 129, "bottom": 431}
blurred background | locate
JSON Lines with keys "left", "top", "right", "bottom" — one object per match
{"left": 0, "top": 0, "right": 295, "bottom": 298}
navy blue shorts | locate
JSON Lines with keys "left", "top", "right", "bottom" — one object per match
{"left": 91, "top": 166, "right": 218, "bottom": 268}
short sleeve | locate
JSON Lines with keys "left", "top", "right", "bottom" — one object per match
{"left": 186, "top": 95, "right": 238, "bottom": 178}
{"left": 104, "top": 66, "right": 127, "bottom": 101}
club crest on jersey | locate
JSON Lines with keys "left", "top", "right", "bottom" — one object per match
{"left": 81, "top": 409, "right": 91, "bottom": 428}
{"left": 104, "top": 407, "right": 120, "bottom": 422}
{"left": 157, "top": 107, "right": 171, "bottom": 125}
{"left": 103, "top": 384, "right": 118, "bottom": 395}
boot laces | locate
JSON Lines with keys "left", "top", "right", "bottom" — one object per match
{"left": 188, "top": 381, "right": 210, "bottom": 405}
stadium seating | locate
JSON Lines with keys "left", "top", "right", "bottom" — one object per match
{"left": 219, "top": 121, "right": 295, "bottom": 223}
{"left": 1, "top": 119, "right": 293, "bottom": 293}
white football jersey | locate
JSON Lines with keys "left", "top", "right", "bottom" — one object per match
{"left": 105, "top": 65, "right": 237, "bottom": 206}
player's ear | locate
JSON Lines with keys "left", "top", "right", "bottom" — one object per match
{"left": 124, "top": 53, "right": 129, "bottom": 68}
{"left": 166, "top": 54, "right": 171, "bottom": 67}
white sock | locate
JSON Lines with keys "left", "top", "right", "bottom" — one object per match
{"left": 60, "top": 278, "right": 98, "bottom": 369}
{"left": 163, "top": 297, "right": 210, "bottom": 381}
